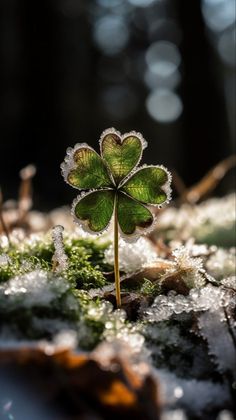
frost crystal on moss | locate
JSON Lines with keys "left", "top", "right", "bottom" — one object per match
{"left": 172, "top": 246, "right": 206, "bottom": 288}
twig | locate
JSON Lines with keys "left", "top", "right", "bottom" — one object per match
{"left": 0, "top": 187, "right": 11, "bottom": 245}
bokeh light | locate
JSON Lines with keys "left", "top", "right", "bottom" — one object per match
{"left": 93, "top": 15, "right": 129, "bottom": 55}
{"left": 146, "top": 89, "right": 183, "bottom": 123}
{"left": 218, "top": 28, "right": 236, "bottom": 68}
{"left": 145, "top": 41, "right": 181, "bottom": 77}
{"left": 202, "top": 0, "right": 235, "bottom": 33}
{"left": 144, "top": 67, "right": 181, "bottom": 90}
{"left": 128, "top": 0, "right": 157, "bottom": 7}
{"left": 100, "top": 85, "right": 137, "bottom": 119}
{"left": 96, "top": 0, "right": 125, "bottom": 7}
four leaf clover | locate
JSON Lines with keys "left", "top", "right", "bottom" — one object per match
{"left": 61, "top": 128, "right": 171, "bottom": 239}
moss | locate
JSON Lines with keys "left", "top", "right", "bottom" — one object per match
{"left": 0, "top": 235, "right": 111, "bottom": 290}
{"left": 0, "top": 234, "right": 115, "bottom": 345}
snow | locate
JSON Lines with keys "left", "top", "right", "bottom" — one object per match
{"left": 104, "top": 237, "right": 158, "bottom": 273}
{"left": 0, "top": 270, "right": 70, "bottom": 308}
{"left": 144, "top": 284, "right": 235, "bottom": 322}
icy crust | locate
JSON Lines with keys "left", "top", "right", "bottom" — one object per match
{"left": 143, "top": 284, "right": 236, "bottom": 323}
{"left": 119, "top": 163, "right": 172, "bottom": 206}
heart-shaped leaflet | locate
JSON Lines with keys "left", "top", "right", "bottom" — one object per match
{"left": 100, "top": 129, "right": 147, "bottom": 184}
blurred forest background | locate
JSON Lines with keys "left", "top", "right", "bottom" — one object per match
{"left": 0, "top": 0, "right": 235, "bottom": 209}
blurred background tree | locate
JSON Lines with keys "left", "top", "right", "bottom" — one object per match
{"left": 0, "top": 0, "right": 235, "bottom": 208}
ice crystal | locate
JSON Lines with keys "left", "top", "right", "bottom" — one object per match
{"left": 144, "top": 285, "right": 235, "bottom": 322}
{"left": 172, "top": 246, "right": 206, "bottom": 288}
{"left": 104, "top": 237, "right": 157, "bottom": 273}
{"left": 221, "top": 276, "right": 236, "bottom": 289}
{"left": 51, "top": 225, "right": 68, "bottom": 272}
{"left": 198, "top": 310, "right": 236, "bottom": 377}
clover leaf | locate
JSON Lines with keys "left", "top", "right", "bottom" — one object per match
{"left": 61, "top": 128, "right": 172, "bottom": 307}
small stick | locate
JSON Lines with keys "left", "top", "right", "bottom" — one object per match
{"left": 0, "top": 187, "right": 11, "bottom": 245}
{"left": 181, "top": 155, "right": 236, "bottom": 204}
{"left": 18, "top": 164, "right": 36, "bottom": 222}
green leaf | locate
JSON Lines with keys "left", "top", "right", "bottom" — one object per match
{"left": 121, "top": 165, "right": 171, "bottom": 205}
{"left": 100, "top": 129, "right": 146, "bottom": 184}
{"left": 117, "top": 192, "right": 153, "bottom": 236}
{"left": 61, "top": 145, "right": 113, "bottom": 189}
{"left": 73, "top": 190, "right": 115, "bottom": 233}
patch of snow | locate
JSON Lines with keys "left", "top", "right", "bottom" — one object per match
{"left": 0, "top": 270, "right": 70, "bottom": 308}
{"left": 104, "top": 237, "right": 157, "bottom": 273}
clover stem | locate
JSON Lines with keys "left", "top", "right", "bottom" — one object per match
{"left": 114, "top": 195, "right": 121, "bottom": 308}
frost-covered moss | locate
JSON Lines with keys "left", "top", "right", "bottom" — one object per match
{"left": 0, "top": 193, "right": 235, "bottom": 419}
{"left": 0, "top": 234, "right": 111, "bottom": 290}
{"left": 0, "top": 234, "right": 114, "bottom": 347}
{"left": 0, "top": 270, "right": 80, "bottom": 340}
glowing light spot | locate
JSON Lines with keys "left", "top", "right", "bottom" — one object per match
{"left": 96, "top": 0, "right": 124, "bottom": 6}
{"left": 128, "top": 0, "right": 157, "bottom": 6}
{"left": 174, "top": 386, "right": 184, "bottom": 398}
{"left": 146, "top": 89, "right": 183, "bottom": 123}
{"left": 93, "top": 15, "right": 129, "bottom": 55}
{"left": 202, "top": 0, "right": 235, "bottom": 32}
{"left": 218, "top": 28, "right": 236, "bottom": 67}
{"left": 146, "top": 41, "right": 181, "bottom": 77}
{"left": 144, "top": 67, "right": 181, "bottom": 90}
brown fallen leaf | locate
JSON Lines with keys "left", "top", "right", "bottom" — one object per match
{"left": 0, "top": 345, "right": 160, "bottom": 420}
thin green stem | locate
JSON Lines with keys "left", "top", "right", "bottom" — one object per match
{"left": 114, "top": 194, "right": 121, "bottom": 308}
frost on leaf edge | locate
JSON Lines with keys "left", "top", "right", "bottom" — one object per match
{"left": 99, "top": 127, "right": 148, "bottom": 182}
{"left": 119, "top": 164, "right": 172, "bottom": 207}
{"left": 60, "top": 143, "right": 112, "bottom": 190}
{"left": 71, "top": 189, "right": 115, "bottom": 236}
